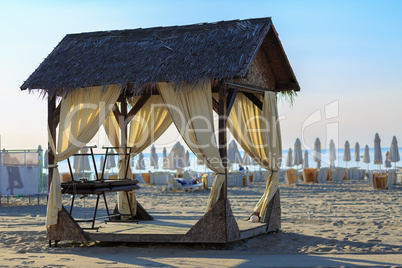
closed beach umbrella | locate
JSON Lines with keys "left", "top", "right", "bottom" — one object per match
{"left": 228, "top": 140, "right": 243, "bottom": 165}
{"left": 165, "top": 142, "right": 186, "bottom": 170}
{"left": 74, "top": 148, "right": 91, "bottom": 172}
{"left": 329, "top": 139, "right": 336, "bottom": 170}
{"left": 106, "top": 149, "right": 117, "bottom": 170}
{"left": 293, "top": 138, "right": 303, "bottom": 166}
{"left": 302, "top": 150, "right": 309, "bottom": 169}
{"left": 314, "top": 138, "right": 321, "bottom": 169}
{"left": 343, "top": 141, "right": 351, "bottom": 168}
{"left": 100, "top": 156, "right": 104, "bottom": 170}
{"left": 363, "top": 145, "right": 370, "bottom": 170}
{"left": 354, "top": 142, "right": 360, "bottom": 167}
{"left": 185, "top": 150, "right": 190, "bottom": 168}
{"left": 373, "top": 133, "right": 383, "bottom": 171}
{"left": 286, "top": 148, "right": 293, "bottom": 168}
{"left": 136, "top": 152, "right": 146, "bottom": 170}
{"left": 242, "top": 152, "right": 253, "bottom": 166}
{"left": 44, "top": 150, "right": 48, "bottom": 169}
{"left": 162, "top": 147, "right": 168, "bottom": 169}
{"left": 389, "top": 136, "right": 400, "bottom": 170}
{"left": 385, "top": 151, "right": 392, "bottom": 168}
{"left": 293, "top": 138, "right": 303, "bottom": 184}
{"left": 150, "top": 144, "right": 159, "bottom": 169}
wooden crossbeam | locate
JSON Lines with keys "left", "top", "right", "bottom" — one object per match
{"left": 242, "top": 92, "right": 263, "bottom": 111}
{"left": 226, "top": 89, "right": 238, "bottom": 117}
{"left": 126, "top": 95, "right": 151, "bottom": 121}
{"left": 212, "top": 97, "right": 219, "bottom": 114}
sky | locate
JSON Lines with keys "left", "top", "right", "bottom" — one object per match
{"left": 0, "top": 0, "right": 401, "bottom": 155}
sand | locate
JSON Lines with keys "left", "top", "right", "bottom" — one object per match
{"left": 0, "top": 180, "right": 401, "bottom": 267}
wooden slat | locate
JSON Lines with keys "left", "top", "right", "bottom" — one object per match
{"left": 242, "top": 92, "right": 263, "bottom": 110}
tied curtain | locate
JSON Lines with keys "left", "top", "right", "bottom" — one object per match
{"left": 104, "top": 95, "right": 172, "bottom": 215}
{"left": 227, "top": 92, "right": 282, "bottom": 221}
{"left": 47, "top": 85, "right": 122, "bottom": 226}
{"left": 157, "top": 82, "right": 225, "bottom": 211}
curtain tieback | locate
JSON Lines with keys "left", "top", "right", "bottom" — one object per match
{"left": 48, "top": 164, "right": 58, "bottom": 168}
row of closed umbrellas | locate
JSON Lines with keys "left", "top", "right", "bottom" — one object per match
{"left": 286, "top": 134, "right": 400, "bottom": 170}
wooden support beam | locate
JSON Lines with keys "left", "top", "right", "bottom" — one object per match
{"left": 218, "top": 81, "right": 227, "bottom": 200}
{"left": 212, "top": 97, "right": 219, "bottom": 114}
{"left": 226, "top": 89, "right": 238, "bottom": 117}
{"left": 53, "top": 102, "right": 61, "bottom": 127}
{"left": 126, "top": 95, "right": 151, "bottom": 122}
{"left": 47, "top": 96, "right": 57, "bottom": 188}
{"left": 242, "top": 92, "right": 263, "bottom": 111}
{"left": 112, "top": 103, "right": 122, "bottom": 121}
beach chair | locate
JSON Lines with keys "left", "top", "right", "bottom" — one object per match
{"left": 373, "top": 172, "right": 387, "bottom": 189}
{"left": 166, "top": 177, "right": 204, "bottom": 193}
{"left": 331, "top": 167, "right": 346, "bottom": 182}
{"left": 317, "top": 167, "right": 330, "bottom": 183}
{"left": 302, "top": 168, "right": 317, "bottom": 183}
{"left": 285, "top": 168, "right": 297, "bottom": 184}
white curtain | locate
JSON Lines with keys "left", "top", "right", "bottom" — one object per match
{"left": 47, "top": 85, "right": 122, "bottom": 226}
{"left": 227, "top": 92, "right": 282, "bottom": 221}
{"left": 104, "top": 95, "right": 172, "bottom": 215}
{"left": 158, "top": 82, "right": 225, "bottom": 211}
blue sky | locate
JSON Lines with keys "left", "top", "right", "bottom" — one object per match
{"left": 0, "top": 0, "right": 401, "bottom": 153}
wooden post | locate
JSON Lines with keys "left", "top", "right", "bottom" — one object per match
{"left": 218, "top": 81, "right": 228, "bottom": 243}
{"left": 47, "top": 95, "right": 57, "bottom": 188}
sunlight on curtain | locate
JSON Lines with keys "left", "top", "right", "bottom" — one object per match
{"left": 103, "top": 95, "right": 172, "bottom": 216}
{"left": 158, "top": 82, "right": 225, "bottom": 212}
{"left": 227, "top": 92, "right": 282, "bottom": 221}
{"left": 47, "top": 85, "right": 122, "bottom": 227}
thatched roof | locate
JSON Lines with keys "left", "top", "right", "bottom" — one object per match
{"left": 21, "top": 17, "right": 299, "bottom": 97}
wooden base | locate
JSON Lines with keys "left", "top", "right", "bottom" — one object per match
{"left": 47, "top": 189, "right": 281, "bottom": 244}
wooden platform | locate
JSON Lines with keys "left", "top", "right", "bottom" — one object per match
{"left": 47, "top": 189, "right": 281, "bottom": 245}
{"left": 85, "top": 217, "right": 268, "bottom": 243}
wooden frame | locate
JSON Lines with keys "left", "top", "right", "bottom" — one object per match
{"left": 46, "top": 81, "right": 281, "bottom": 246}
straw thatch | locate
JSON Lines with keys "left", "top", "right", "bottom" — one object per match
{"left": 21, "top": 17, "right": 299, "bottom": 97}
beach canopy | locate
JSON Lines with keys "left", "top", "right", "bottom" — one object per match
{"left": 302, "top": 150, "right": 309, "bottom": 169}
{"left": 23, "top": 17, "right": 301, "bottom": 235}
{"left": 354, "top": 142, "right": 360, "bottom": 164}
{"left": 343, "top": 141, "right": 351, "bottom": 167}
{"left": 389, "top": 136, "right": 400, "bottom": 169}
{"left": 373, "top": 133, "right": 383, "bottom": 167}
{"left": 313, "top": 137, "right": 321, "bottom": 169}
{"left": 286, "top": 148, "right": 293, "bottom": 168}
{"left": 228, "top": 140, "right": 243, "bottom": 165}
{"left": 150, "top": 144, "right": 159, "bottom": 169}
{"left": 136, "top": 152, "right": 146, "bottom": 170}
{"left": 329, "top": 139, "right": 336, "bottom": 169}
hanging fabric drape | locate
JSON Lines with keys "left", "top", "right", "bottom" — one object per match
{"left": 227, "top": 91, "right": 282, "bottom": 221}
{"left": 104, "top": 95, "right": 172, "bottom": 216}
{"left": 157, "top": 82, "right": 225, "bottom": 211}
{"left": 46, "top": 85, "right": 122, "bottom": 227}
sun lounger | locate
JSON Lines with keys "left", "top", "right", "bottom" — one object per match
{"left": 166, "top": 177, "right": 204, "bottom": 193}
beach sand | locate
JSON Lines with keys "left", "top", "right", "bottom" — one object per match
{"left": 0, "top": 180, "right": 401, "bottom": 267}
